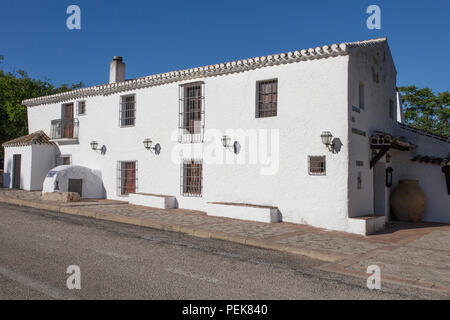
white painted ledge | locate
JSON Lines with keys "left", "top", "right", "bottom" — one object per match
{"left": 128, "top": 193, "right": 177, "bottom": 209}
{"left": 347, "top": 215, "right": 386, "bottom": 235}
{"left": 207, "top": 202, "right": 281, "bottom": 223}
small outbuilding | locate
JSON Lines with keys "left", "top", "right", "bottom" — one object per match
{"left": 2, "top": 131, "right": 57, "bottom": 190}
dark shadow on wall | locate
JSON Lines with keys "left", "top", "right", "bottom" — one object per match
{"left": 332, "top": 138, "right": 343, "bottom": 154}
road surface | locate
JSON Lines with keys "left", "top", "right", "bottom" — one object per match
{"left": 0, "top": 202, "right": 446, "bottom": 299}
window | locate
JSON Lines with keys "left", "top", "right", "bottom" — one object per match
{"left": 308, "top": 156, "right": 326, "bottom": 175}
{"left": 57, "top": 155, "right": 71, "bottom": 166}
{"left": 256, "top": 79, "right": 278, "bottom": 118}
{"left": 359, "top": 83, "right": 365, "bottom": 110}
{"left": 181, "top": 159, "right": 202, "bottom": 196}
{"left": 120, "top": 94, "right": 136, "bottom": 127}
{"left": 389, "top": 99, "right": 395, "bottom": 120}
{"left": 77, "top": 101, "right": 86, "bottom": 115}
{"left": 179, "top": 82, "right": 205, "bottom": 143}
{"left": 117, "top": 161, "right": 138, "bottom": 195}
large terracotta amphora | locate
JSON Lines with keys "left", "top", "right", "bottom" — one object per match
{"left": 390, "top": 180, "right": 426, "bottom": 222}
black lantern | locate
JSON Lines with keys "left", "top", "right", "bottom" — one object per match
{"left": 321, "top": 131, "right": 333, "bottom": 146}
{"left": 90, "top": 140, "right": 99, "bottom": 150}
{"left": 143, "top": 138, "right": 153, "bottom": 150}
{"left": 385, "top": 167, "right": 393, "bottom": 187}
{"left": 143, "top": 138, "right": 161, "bottom": 155}
{"left": 221, "top": 135, "right": 231, "bottom": 148}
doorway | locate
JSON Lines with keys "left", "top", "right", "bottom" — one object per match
{"left": 12, "top": 154, "right": 21, "bottom": 189}
{"left": 63, "top": 103, "right": 74, "bottom": 138}
{"left": 68, "top": 179, "right": 83, "bottom": 197}
{"left": 373, "top": 162, "right": 386, "bottom": 216}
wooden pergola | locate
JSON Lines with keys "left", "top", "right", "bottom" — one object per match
{"left": 369, "top": 131, "right": 416, "bottom": 169}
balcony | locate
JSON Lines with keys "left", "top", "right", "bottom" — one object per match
{"left": 50, "top": 118, "right": 79, "bottom": 144}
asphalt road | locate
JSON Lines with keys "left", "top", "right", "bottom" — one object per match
{"left": 0, "top": 202, "right": 446, "bottom": 300}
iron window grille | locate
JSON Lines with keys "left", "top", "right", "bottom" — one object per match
{"left": 178, "top": 82, "right": 205, "bottom": 143}
{"left": 256, "top": 79, "right": 278, "bottom": 118}
{"left": 50, "top": 118, "right": 79, "bottom": 139}
{"left": 308, "top": 156, "right": 326, "bottom": 175}
{"left": 116, "top": 160, "right": 138, "bottom": 196}
{"left": 119, "top": 94, "right": 136, "bottom": 127}
{"left": 56, "top": 155, "right": 71, "bottom": 166}
{"left": 181, "top": 159, "right": 203, "bottom": 197}
{"left": 77, "top": 101, "right": 86, "bottom": 115}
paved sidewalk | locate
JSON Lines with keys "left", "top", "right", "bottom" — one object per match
{"left": 1, "top": 189, "right": 449, "bottom": 294}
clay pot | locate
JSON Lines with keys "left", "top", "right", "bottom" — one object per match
{"left": 390, "top": 180, "right": 426, "bottom": 222}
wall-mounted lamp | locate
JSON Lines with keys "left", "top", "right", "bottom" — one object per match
{"left": 320, "top": 131, "right": 334, "bottom": 152}
{"left": 143, "top": 138, "right": 161, "bottom": 155}
{"left": 385, "top": 153, "right": 391, "bottom": 163}
{"left": 90, "top": 140, "right": 99, "bottom": 150}
{"left": 90, "top": 140, "right": 107, "bottom": 154}
{"left": 386, "top": 167, "right": 393, "bottom": 187}
{"left": 221, "top": 135, "right": 231, "bottom": 148}
{"left": 222, "top": 135, "right": 240, "bottom": 154}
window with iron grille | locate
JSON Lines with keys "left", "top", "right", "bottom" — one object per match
{"left": 181, "top": 159, "right": 202, "bottom": 197}
{"left": 256, "top": 79, "right": 278, "bottom": 118}
{"left": 308, "top": 156, "right": 326, "bottom": 175}
{"left": 117, "top": 161, "right": 138, "bottom": 195}
{"left": 179, "top": 82, "right": 205, "bottom": 143}
{"left": 77, "top": 100, "right": 86, "bottom": 115}
{"left": 56, "top": 155, "right": 71, "bottom": 166}
{"left": 119, "top": 94, "right": 136, "bottom": 127}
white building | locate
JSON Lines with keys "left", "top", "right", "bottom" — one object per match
{"left": 2, "top": 38, "right": 449, "bottom": 235}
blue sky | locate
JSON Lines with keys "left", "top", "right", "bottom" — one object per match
{"left": 0, "top": 0, "right": 448, "bottom": 92}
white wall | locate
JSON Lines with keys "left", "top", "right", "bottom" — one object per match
{"left": 3, "top": 146, "right": 33, "bottom": 190}
{"left": 347, "top": 42, "right": 398, "bottom": 219}
{"left": 390, "top": 129, "right": 450, "bottom": 223}
{"left": 30, "top": 144, "right": 57, "bottom": 190}
{"left": 27, "top": 54, "right": 352, "bottom": 232}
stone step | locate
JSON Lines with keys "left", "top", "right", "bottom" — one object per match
{"left": 207, "top": 201, "right": 281, "bottom": 223}
{"left": 128, "top": 193, "right": 177, "bottom": 209}
{"left": 347, "top": 215, "right": 386, "bottom": 235}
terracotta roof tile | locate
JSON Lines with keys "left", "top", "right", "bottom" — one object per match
{"left": 2, "top": 130, "right": 55, "bottom": 147}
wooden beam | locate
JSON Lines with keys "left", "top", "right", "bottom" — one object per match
{"left": 370, "top": 145, "right": 390, "bottom": 169}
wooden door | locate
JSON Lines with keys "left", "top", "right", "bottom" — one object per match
{"left": 121, "top": 162, "right": 136, "bottom": 195}
{"left": 63, "top": 103, "right": 74, "bottom": 138}
{"left": 12, "top": 154, "right": 21, "bottom": 189}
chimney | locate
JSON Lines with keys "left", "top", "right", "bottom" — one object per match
{"left": 109, "top": 56, "right": 125, "bottom": 83}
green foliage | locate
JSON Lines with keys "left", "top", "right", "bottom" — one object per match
{"left": 0, "top": 56, "right": 83, "bottom": 163}
{"left": 398, "top": 86, "right": 450, "bottom": 138}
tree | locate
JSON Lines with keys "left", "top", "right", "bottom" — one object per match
{"left": 398, "top": 86, "right": 449, "bottom": 138}
{"left": 0, "top": 56, "right": 83, "bottom": 167}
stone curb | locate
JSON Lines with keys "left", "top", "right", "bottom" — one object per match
{"left": 0, "top": 197, "right": 342, "bottom": 263}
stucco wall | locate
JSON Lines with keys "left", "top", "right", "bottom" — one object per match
{"left": 390, "top": 128, "right": 450, "bottom": 223}
{"left": 3, "top": 146, "right": 33, "bottom": 190}
{"left": 27, "top": 54, "right": 352, "bottom": 232}
{"left": 347, "top": 42, "right": 398, "bottom": 219}
{"left": 30, "top": 144, "right": 57, "bottom": 190}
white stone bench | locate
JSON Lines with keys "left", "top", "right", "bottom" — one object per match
{"left": 347, "top": 215, "right": 386, "bottom": 235}
{"left": 207, "top": 202, "right": 281, "bottom": 223}
{"left": 128, "top": 193, "right": 177, "bottom": 209}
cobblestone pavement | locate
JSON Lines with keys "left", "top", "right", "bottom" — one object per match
{"left": 1, "top": 188, "right": 449, "bottom": 294}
